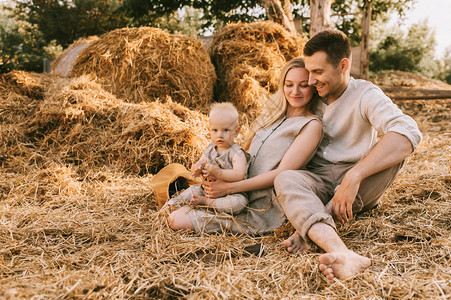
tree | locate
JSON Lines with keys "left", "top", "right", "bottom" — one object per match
{"left": 0, "top": 8, "right": 62, "bottom": 73}
{"left": 121, "top": 0, "right": 414, "bottom": 41}
{"left": 309, "top": 0, "right": 333, "bottom": 36}
{"left": 436, "top": 47, "right": 451, "bottom": 84}
{"left": 149, "top": 7, "right": 205, "bottom": 36}
{"left": 14, "top": 0, "right": 129, "bottom": 48}
{"left": 369, "top": 20, "right": 436, "bottom": 74}
{"left": 13, "top": 0, "right": 417, "bottom": 44}
{"left": 261, "top": 0, "right": 297, "bottom": 34}
{"left": 329, "top": 0, "right": 415, "bottom": 45}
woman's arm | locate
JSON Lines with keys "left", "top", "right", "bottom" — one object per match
{"left": 203, "top": 120, "right": 322, "bottom": 198}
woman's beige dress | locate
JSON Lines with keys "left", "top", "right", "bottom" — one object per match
{"left": 187, "top": 115, "right": 321, "bottom": 235}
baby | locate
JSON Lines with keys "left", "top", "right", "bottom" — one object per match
{"left": 166, "top": 102, "right": 249, "bottom": 214}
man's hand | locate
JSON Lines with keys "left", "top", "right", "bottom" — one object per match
{"left": 331, "top": 171, "right": 361, "bottom": 224}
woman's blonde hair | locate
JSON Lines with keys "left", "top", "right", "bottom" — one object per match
{"left": 242, "top": 57, "right": 318, "bottom": 150}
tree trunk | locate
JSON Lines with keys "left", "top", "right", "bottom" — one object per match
{"left": 262, "top": 0, "right": 298, "bottom": 35}
{"left": 309, "top": 0, "right": 333, "bottom": 37}
{"left": 360, "top": 0, "right": 372, "bottom": 79}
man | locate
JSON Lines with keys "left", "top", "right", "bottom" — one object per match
{"left": 274, "top": 30, "right": 422, "bottom": 283}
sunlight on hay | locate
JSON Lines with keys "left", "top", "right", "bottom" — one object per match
{"left": 51, "top": 36, "right": 99, "bottom": 77}
{"left": 71, "top": 27, "right": 216, "bottom": 111}
{"left": 210, "top": 21, "right": 305, "bottom": 123}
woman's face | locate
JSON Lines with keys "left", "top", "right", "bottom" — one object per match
{"left": 283, "top": 67, "right": 315, "bottom": 111}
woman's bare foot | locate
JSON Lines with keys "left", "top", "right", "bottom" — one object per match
{"left": 319, "top": 250, "right": 371, "bottom": 283}
{"left": 282, "top": 231, "right": 311, "bottom": 253}
{"left": 190, "top": 194, "right": 208, "bottom": 206}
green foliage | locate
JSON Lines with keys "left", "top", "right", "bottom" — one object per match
{"left": 191, "top": 0, "right": 266, "bottom": 32}
{"left": 435, "top": 47, "right": 451, "bottom": 84}
{"left": 369, "top": 20, "right": 436, "bottom": 74}
{"left": 330, "top": 0, "right": 415, "bottom": 46}
{"left": 121, "top": 0, "right": 192, "bottom": 27}
{"left": 0, "top": 0, "right": 426, "bottom": 73}
{"left": 121, "top": 0, "right": 415, "bottom": 40}
{"left": 0, "top": 5, "right": 62, "bottom": 73}
{"left": 145, "top": 7, "right": 205, "bottom": 36}
{"left": 15, "top": 0, "right": 130, "bottom": 48}
{"left": 121, "top": 0, "right": 265, "bottom": 34}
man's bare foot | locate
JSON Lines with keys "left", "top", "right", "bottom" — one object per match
{"left": 319, "top": 251, "right": 371, "bottom": 283}
{"left": 190, "top": 194, "right": 208, "bottom": 206}
{"left": 282, "top": 231, "right": 311, "bottom": 253}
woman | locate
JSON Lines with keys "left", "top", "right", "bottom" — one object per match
{"left": 169, "top": 57, "right": 322, "bottom": 235}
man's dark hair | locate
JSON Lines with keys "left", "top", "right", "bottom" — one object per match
{"left": 303, "top": 30, "right": 351, "bottom": 66}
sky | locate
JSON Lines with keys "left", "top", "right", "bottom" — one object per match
{"left": 397, "top": 0, "right": 451, "bottom": 58}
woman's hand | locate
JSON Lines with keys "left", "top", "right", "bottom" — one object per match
{"left": 202, "top": 179, "right": 231, "bottom": 198}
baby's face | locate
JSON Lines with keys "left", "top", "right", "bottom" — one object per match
{"left": 209, "top": 113, "right": 239, "bottom": 151}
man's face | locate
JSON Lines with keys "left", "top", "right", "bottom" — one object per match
{"left": 304, "top": 51, "right": 348, "bottom": 103}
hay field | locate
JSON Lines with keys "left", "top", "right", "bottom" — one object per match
{"left": 1, "top": 29, "right": 450, "bottom": 298}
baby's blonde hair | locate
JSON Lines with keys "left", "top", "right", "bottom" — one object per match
{"left": 209, "top": 102, "right": 239, "bottom": 126}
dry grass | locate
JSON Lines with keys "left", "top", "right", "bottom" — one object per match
{"left": 71, "top": 27, "right": 216, "bottom": 112}
{"left": 371, "top": 70, "right": 451, "bottom": 90}
{"left": 0, "top": 50, "right": 449, "bottom": 299}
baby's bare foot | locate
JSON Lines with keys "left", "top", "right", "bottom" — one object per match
{"left": 319, "top": 250, "right": 371, "bottom": 283}
{"left": 190, "top": 194, "right": 208, "bottom": 205}
{"left": 282, "top": 231, "right": 310, "bottom": 253}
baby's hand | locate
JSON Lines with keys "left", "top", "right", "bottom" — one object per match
{"left": 190, "top": 195, "right": 207, "bottom": 206}
{"left": 202, "top": 164, "right": 221, "bottom": 179}
{"left": 191, "top": 164, "right": 203, "bottom": 178}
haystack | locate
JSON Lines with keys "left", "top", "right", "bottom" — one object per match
{"left": 51, "top": 36, "right": 99, "bottom": 77}
{"left": 0, "top": 70, "right": 48, "bottom": 99}
{"left": 71, "top": 27, "right": 216, "bottom": 111}
{"left": 210, "top": 21, "right": 305, "bottom": 123}
{"left": 26, "top": 75, "right": 209, "bottom": 176}
{"left": 0, "top": 71, "right": 60, "bottom": 169}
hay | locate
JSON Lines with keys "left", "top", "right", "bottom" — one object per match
{"left": 71, "top": 27, "right": 216, "bottom": 111}
{"left": 0, "top": 71, "right": 209, "bottom": 176}
{"left": 0, "top": 70, "right": 49, "bottom": 99}
{"left": 29, "top": 75, "right": 209, "bottom": 176}
{"left": 0, "top": 116, "right": 449, "bottom": 298}
{"left": 371, "top": 70, "right": 451, "bottom": 90}
{"left": 209, "top": 21, "right": 305, "bottom": 123}
{"left": 51, "top": 36, "right": 99, "bottom": 77}
{"left": 0, "top": 66, "right": 450, "bottom": 298}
